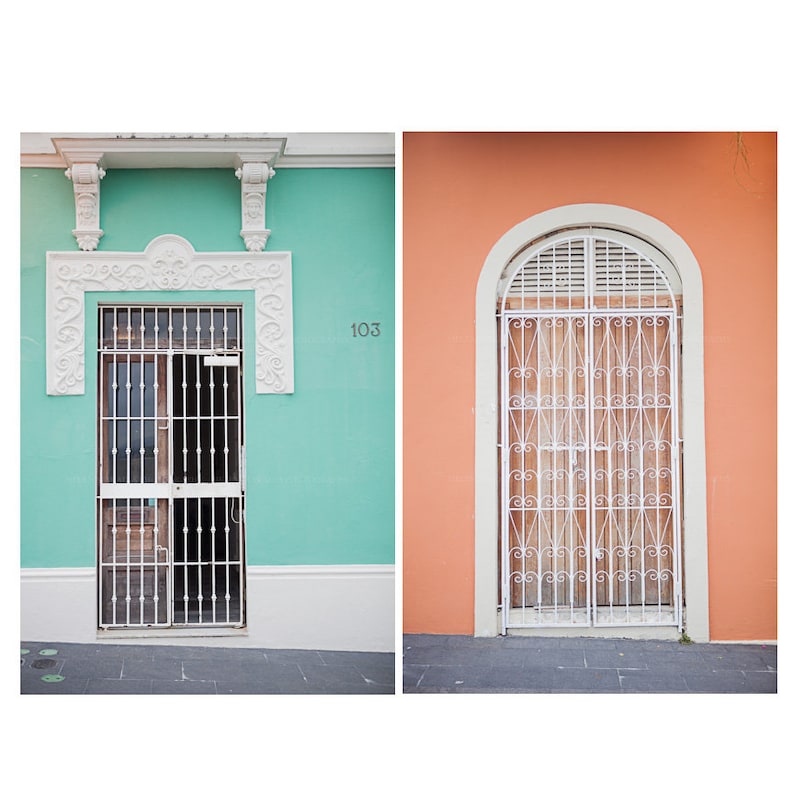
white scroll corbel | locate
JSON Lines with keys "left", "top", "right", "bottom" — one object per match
{"left": 235, "top": 160, "right": 276, "bottom": 252}
{"left": 65, "top": 160, "right": 106, "bottom": 251}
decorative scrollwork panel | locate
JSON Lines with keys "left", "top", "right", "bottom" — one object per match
{"left": 46, "top": 235, "right": 293, "bottom": 396}
{"left": 500, "top": 307, "right": 681, "bottom": 628}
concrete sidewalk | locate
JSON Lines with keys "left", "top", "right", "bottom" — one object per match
{"left": 20, "top": 641, "right": 395, "bottom": 695}
{"left": 403, "top": 634, "right": 777, "bottom": 694}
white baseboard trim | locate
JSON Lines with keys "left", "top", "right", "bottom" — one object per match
{"left": 21, "top": 564, "right": 395, "bottom": 652}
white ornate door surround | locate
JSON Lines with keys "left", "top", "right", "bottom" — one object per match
{"left": 46, "top": 234, "right": 293, "bottom": 396}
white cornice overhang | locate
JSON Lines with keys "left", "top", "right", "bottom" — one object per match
{"left": 20, "top": 133, "right": 395, "bottom": 168}
{"left": 55, "top": 136, "right": 287, "bottom": 170}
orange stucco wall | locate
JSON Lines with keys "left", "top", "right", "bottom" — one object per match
{"left": 403, "top": 132, "right": 777, "bottom": 641}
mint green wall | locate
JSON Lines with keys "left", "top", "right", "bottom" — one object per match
{"left": 20, "top": 167, "right": 395, "bottom": 567}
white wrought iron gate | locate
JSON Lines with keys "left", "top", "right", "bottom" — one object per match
{"left": 499, "top": 232, "right": 683, "bottom": 630}
{"left": 97, "top": 304, "right": 246, "bottom": 629}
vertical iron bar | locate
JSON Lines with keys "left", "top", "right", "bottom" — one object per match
{"left": 125, "top": 352, "right": 131, "bottom": 486}
{"left": 551, "top": 313, "right": 559, "bottom": 620}
{"left": 166, "top": 350, "right": 174, "bottom": 627}
{"left": 671, "top": 312, "right": 684, "bottom": 628}
{"left": 153, "top": 495, "right": 161, "bottom": 624}
{"left": 209, "top": 355, "right": 216, "bottom": 485}
{"left": 223, "top": 345, "right": 230, "bottom": 483}
{"left": 566, "top": 316, "right": 575, "bottom": 620}
{"left": 138, "top": 350, "right": 145, "bottom": 484}
{"left": 519, "top": 315, "right": 527, "bottom": 623}
{"left": 111, "top": 499, "right": 118, "bottom": 625}
{"left": 182, "top": 353, "right": 188, "bottom": 481}
{"left": 534, "top": 318, "right": 542, "bottom": 617}
{"left": 153, "top": 348, "right": 160, "bottom": 487}
{"left": 225, "top": 496, "right": 232, "bottom": 622}
{"left": 638, "top": 315, "right": 648, "bottom": 620}
{"left": 182, "top": 497, "right": 189, "bottom": 622}
{"left": 196, "top": 498, "right": 203, "bottom": 623}
{"left": 138, "top": 496, "right": 145, "bottom": 624}
{"left": 584, "top": 301, "right": 593, "bottom": 626}
{"left": 195, "top": 352, "right": 202, "bottom": 485}
{"left": 618, "top": 310, "right": 632, "bottom": 621}
{"left": 124, "top": 498, "right": 131, "bottom": 625}
{"left": 210, "top": 498, "right": 217, "bottom": 623}
{"left": 499, "top": 312, "right": 509, "bottom": 631}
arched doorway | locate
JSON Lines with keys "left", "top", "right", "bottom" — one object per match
{"left": 474, "top": 206, "right": 709, "bottom": 640}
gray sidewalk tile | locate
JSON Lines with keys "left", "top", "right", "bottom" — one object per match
{"left": 214, "top": 679, "right": 288, "bottom": 694}
{"left": 318, "top": 650, "right": 394, "bottom": 667}
{"left": 297, "top": 664, "right": 394, "bottom": 694}
{"left": 551, "top": 667, "right": 622, "bottom": 693}
{"left": 547, "top": 637, "right": 620, "bottom": 651}
{"left": 683, "top": 671, "right": 752, "bottom": 693}
{"left": 403, "top": 634, "right": 453, "bottom": 649}
{"left": 618, "top": 670, "right": 689, "bottom": 693}
{"left": 401, "top": 645, "right": 489, "bottom": 667}
{"left": 500, "top": 667, "right": 557, "bottom": 691}
{"left": 86, "top": 678, "right": 155, "bottom": 694}
{"left": 743, "top": 671, "right": 777, "bottom": 693}
{"left": 299, "top": 663, "right": 373, "bottom": 687}
{"left": 403, "top": 664, "right": 429, "bottom": 688}
{"left": 151, "top": 644, "right": 249, "bottom": 662}
{"left": 532, "top": 648, "right": 587, "bottom": 669}
{"left": 92, "top": 644, "right": 158, "bottom": 661}
{"left": 351, "top": 664, "right": 395, "bottom": 688}
{"left": 21, "top": 675, "right": 90, "bottom": 694}
{"left": 262, "top": 649, "right": 325, "bottom": 665}
{"left": 121, "top": 658, "right": 185, "bottom": 681}
{"left": 698, "top": 646, "right": 771, "bottom": 670}
{"left": 443, "top": 634, "right": 509, "bottom": 649}
{"left": 645, "top": 652, "right": 715, "bottom": 673}
{"left": 181, "top": 658, "right": 270, "bottom": 683}
{"left": 151, "top": 680, "right": 219, "bottom": 694}
{"left": 487, "top": 647, "right": 546, "bottom": 667}
{"left": 63, "top": 657, "right": 124, "bottom": 680}
{"left": 414, "top": 663, "right": 496, "bottom": 690}
{"left": 584, "top": 648, "right": 649, "bottom": 670}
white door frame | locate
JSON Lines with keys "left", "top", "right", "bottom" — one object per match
{"left": 475, "top": 204, "right": 709, "bottom": 640}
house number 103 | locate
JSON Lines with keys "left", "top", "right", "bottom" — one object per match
{"left": 351, "top": 322, "right": 381, "bottom": 337}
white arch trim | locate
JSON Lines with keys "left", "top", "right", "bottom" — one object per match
{"left": 474, "top": 204, "right": 709, "bottom": 641}
{"left": 46, "top": 234, "right": 293, "bottom": 395}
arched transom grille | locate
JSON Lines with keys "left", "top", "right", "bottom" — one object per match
{"left": 500, "top": 232, "right": 682, "bottom": 312}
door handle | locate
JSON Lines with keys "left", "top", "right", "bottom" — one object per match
{"left": 156, "top": 544, "right": 169, "bottom": 562}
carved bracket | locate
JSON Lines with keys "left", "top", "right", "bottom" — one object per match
{"left": 235, "top": 161, "right": 276, "bottom": 251}
{"left": 65, "top": 161, "right": 106, "bottom": 251}
{"left": 46, "top": 234, "right": 293, "bottom": 395}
